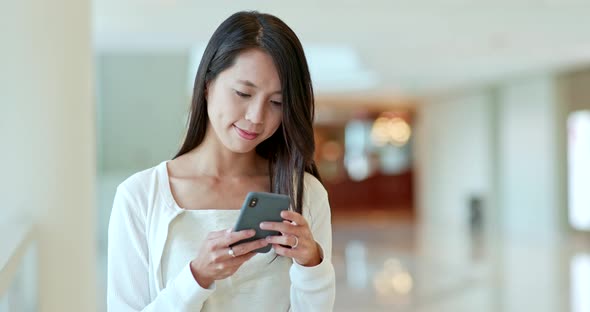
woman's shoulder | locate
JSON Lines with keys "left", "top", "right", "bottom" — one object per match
{"left": 117, "top": 161, "right": 166, "bottom": 196}
{"left": 111, "top": 161, "right": 176, "bottom": 224}
{"left": 303, "top": 172, "right": 328, "bottom": 203}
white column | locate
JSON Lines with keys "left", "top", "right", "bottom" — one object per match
{"left": 414, "top": 90, "right": 494, "bottom": 242}
{"left": 1, "top": 0, "right": 96, "bottom": 311}
{"left": 497, "top": 75, "right": 563, "bottom": 240}
{"left": 495, "top": 75, "right": 565, "bottom": 312}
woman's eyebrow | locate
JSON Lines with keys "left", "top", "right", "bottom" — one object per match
{"left": 237, "top": 79, "right": 258, "bottom": 88}
{"left": 237, "top": 79, "right": 281, "bottom": 95}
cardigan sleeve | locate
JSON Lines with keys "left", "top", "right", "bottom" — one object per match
{"left": 288, "top": 175, "right": 336, "bottom": 311}
{"left": 107, "top": 183, "right": 215, "bottom": 311}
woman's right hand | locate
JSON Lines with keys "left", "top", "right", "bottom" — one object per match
{"left": 189, "top": 228, "right": 268, "bottom": 288}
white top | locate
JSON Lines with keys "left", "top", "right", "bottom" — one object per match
{"left": 161, "top": 210, "right": 294, "bottom": 311}
{"left": 107, "top": 161, "right": 336, "bottom": 311}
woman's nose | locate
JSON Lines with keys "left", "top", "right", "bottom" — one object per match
{"left": 245, "top": 100, "right": 265, "bottom": 124}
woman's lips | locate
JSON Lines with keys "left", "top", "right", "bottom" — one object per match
{"left": 233, "top": 125, "right": 259, "bottom": 140}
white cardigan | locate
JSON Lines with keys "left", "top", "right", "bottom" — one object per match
{"left": 107, "top": 161, "right": 336, "bottom": 311}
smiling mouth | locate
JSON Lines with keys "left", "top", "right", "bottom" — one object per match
{"left": 233, "top": 125, "right": 259, "bottom": 140}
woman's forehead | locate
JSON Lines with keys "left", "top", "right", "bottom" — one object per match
{"left": 222, "top": 49, "right": 281, "bottom": 92}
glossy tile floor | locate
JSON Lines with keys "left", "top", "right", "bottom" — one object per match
{"left": 331, "top": 214, "right": 590, "bottom": 312}
{"left": 98, "top": 212, "right": 590, "bottom": 312}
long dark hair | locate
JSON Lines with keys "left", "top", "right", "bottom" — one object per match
{"left": 174, "top": 11, "right": 322, "bottom": 214}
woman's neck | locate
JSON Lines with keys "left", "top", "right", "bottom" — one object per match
{"left": 183, "top": 136, "right": 267, "bottom": 177}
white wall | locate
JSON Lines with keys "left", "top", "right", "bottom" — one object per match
{"left": 1, "top": 0, "right": 96, "bottom": 311}
{"left": 95, "top": 52, "right": 190, "bottom": 255}
{"left": 96, "top": 53, "right": 189, "bottom": 173}
{"left": 415, "top": 91, "right": 494, "bottom": 235}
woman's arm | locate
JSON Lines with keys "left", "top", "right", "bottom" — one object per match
{"left": 107, "top": 184, "right": 214, "bottom": 311}
{"left": 288, "top": 186, "right": 336, "bottom": 312}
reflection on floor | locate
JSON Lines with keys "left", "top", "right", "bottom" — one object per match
{"left": 97, "top": 208, "right": 590, "bottom": 312}
{"left": 332, "top": 213, "right": 590, "bottom": 312}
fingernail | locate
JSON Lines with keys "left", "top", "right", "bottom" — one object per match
{"left": 266, "top": 236, "right": 271, "bottom": 241}
{"left": 260, "top": 222, "right": 266, "bottom": 228}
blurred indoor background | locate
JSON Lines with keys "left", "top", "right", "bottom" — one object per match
{"left": 2, "top": 1, "right": 590, "bottom": 311}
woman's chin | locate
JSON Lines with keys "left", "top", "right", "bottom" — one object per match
{"left": 225, "top": 141, "right": 258, "bottom": 154}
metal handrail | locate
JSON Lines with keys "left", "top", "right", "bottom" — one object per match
{"left": 0, "top": 223, "right": 36, "bottom": 297}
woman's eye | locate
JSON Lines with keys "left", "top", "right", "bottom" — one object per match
{"left": 270, "top": 100, "right": 282, "bottom": 106}
{"left": 235, "top": 90, "right": 251, "bottom": 98}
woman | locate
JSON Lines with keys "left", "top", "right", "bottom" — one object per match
{"left": 107, "top": 11, "right": 335, "bottom": 311}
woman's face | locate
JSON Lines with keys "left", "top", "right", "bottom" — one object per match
{"left": 205, "top": 48, "right": 283, "bottom": 154}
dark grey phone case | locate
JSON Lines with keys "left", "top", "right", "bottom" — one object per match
{"left": 230, "top": 192, "right": 290, "bottom": 253}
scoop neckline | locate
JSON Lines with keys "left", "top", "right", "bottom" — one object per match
{"left": 158, "top": 160, "right": 243, "bottom": 213}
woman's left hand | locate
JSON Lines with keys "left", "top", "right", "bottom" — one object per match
{"left": 260, "top": 210, "right": 322, "bottom": 267}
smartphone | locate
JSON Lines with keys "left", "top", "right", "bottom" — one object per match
{"left": 230, "top": 192, "right": 290, "bottom": 253}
